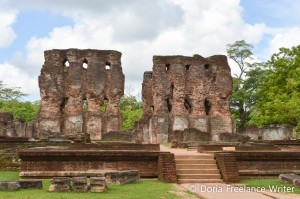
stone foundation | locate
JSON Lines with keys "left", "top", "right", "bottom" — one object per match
{"left": 18, "top": 144, "right": 176, "bottom": 183}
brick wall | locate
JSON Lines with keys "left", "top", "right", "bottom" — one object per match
{"left": 198, "top": 144, "right": 280, "bottom": 152}
{"left": 19, "top": 149, "right": 175, "bottom": 180}
{"left": 215, "top": 152, "right": 300, "bottom": 180}
{"left": 234, "top": 152, "right": 300, "bottom": 177}
{"left": 158, "top": 153, "right": 177, "bottom": 183}
{"left": 0, "top": 140, "right": 69, "bottom": 171}
{"left": 215, "top": 153, "right": 240, "bottom": 183}
{"left": 69, "top": 143, "right": 160, "bottom": 151}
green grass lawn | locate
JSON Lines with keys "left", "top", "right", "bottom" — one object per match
{"left": 0, "top": 172, "right": 184, "bottom": 199}
{"left": 241, "top": 178, "right": 300, "bottom": 194}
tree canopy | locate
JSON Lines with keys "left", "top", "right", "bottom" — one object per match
{"left": 249, "top": 45, "right": 300, "bottom": 130}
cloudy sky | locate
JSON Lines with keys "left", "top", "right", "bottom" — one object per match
{"left": 0, "top": 0, "right": 299, "bottom": 101}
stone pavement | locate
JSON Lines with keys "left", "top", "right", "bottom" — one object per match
{"left": 160, "top": 145, "right": 300, "bottom": 199}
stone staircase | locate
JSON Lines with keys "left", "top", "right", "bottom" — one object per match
{"left": 175, "top": 154, "right": 223, "bottom": 184}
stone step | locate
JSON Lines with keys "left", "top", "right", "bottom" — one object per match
{"left": 176, "top": 164, "right": 218, "bottom": 169}
{"left": 175, "top": 155, "right": 214, "bottom": 160}
{"left": 175, "top": 159, "right": 216, "bottom": 164}
{"left": 176, "top": 169, "right": 220, "bottom": 174}
{"left": 177, "top": 179, "right": 223, "bottom": 184}
{"left": 177, "top": 174, "right": 221, "bottom": 179}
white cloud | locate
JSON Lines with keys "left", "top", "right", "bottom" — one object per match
{"left": 268, "top": 27, "right": 300, "bottom": 56}
{"left": 0, "top": 62, "right": 38, "bottom": 99}
{"left": 3, "top": 0, "right": 268, "bottom": 100}
{"left": 0, "top": 10, "right": 17, "bottom": 48}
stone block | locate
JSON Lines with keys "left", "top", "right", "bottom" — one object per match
{"left": 279, "top": 174, "right": 300, "bottom": 184}
{"left": 173, "top": 116, "right": 188, "bottom": 131}
{"left": 190, "top": 116, "right": 208, "bottom": 132}
{"left": 49, "top": 177, "right": 71, "bottom": 192}
{"left": 19, "top": 179, "right": 43, "bottom": 189}
{"left": 73, "top": 177, "right": 89, "bottom": 192}
{"left": 105, "top": 170, "right": 140, "bottom": 184}
{"left": 293, "top": 179, "right": 300, "bottom": 187}
{"left": 0, "top": 181, "right": 21, "bottom": 191}
{"left": 90, "top": 177, "right": 107, "bottom": 192}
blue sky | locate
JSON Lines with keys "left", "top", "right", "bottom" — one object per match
{"left": 0, "top": 0, "right": 299, "bottom": 101}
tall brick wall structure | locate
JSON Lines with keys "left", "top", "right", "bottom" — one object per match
{"left": 36, "top": 49, "right": 124, "bottom": 141}
{"left": 134, "top": 54, "right": 233, "bottom": 143}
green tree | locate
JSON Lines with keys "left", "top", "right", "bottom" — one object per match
{"left": 119, "top": 95, "right": 143, "bottom": 131}
{"left": 249, "top": 45, "right": 300, "bottom": 129}
{"left": 226, "top": 40, "right": 254, "bottom": 78}
{"left": 226, "top": 40, "right": 263, "bottom": 130}
{"left": 0, "top": 81, "right": 27, "bottom": 100}
{"left": 0, "top": 100, "right": 40, "bottom": 122}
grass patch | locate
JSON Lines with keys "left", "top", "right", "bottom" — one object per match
{"left": 241, "top": 178, "right": 300, "bottom": 194}
{"left": 0, "top": 172, "right": 181, "bottom": 199}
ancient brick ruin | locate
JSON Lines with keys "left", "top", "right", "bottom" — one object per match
{"left": 36, "top": 49, "right": 124, "bottom": 141}
{"left": 134, "top": 54, "right": 234, "bottom": 143}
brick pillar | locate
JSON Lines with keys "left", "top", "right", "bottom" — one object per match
{"left": 158, "top": 153, "right": 177, "bottom": 183}
{"left": 215, "top": 152, "right": 240, "bottom": 183}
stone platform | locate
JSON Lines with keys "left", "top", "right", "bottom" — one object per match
{"left": 18, "top": 143, "right": 177, "bottom": 183}
{"left": 215, "top": 152, "right": 300, "bottom": 182}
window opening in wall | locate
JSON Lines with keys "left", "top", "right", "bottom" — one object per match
{"left": 83, "top": 59, "right": 88, "bottom": 69}
{"left": 170, "top": 84, "right": 174, "bottom": 98}
{"left": 204, "top": 64, "right": 210, "bottom": 70}
{"left": 166, "top": 98, "right": 172, "bottom": 112}
{"left": 150, "top": 106, "right": 154, "bottom": 113}
{"left": 105, "top": 62, "right": 111, "bottom": 70}
{"left": 204, "top": 98, "right": 211, "bottom": 116}
{"left": 60, "top": 97, "right": 68, "bottom": 113}
{"left": 82, "top": 98, "right": 88, "bottom": 112}
{"left": 165, "top": 64, "right": 170, "bottom": 71}
{"left": 100, "top": 98, "right": 109, "bottom": 113}
{"left": 184, "top": 97, "right": 192, "bottom": 114}
{"left": 185, "top": 64, "right": 190, "bottom": 71}
{"left": 63, "top": 59, "right": 70, "bottom": 67}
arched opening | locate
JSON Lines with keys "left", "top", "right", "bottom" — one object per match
{"left": 100, "top": 98, "right": 109, "bottom": 113}
{"left": 204, "top": 64, "right": 210, "bottom": 70}
{"left": 83, "top": 59, "right": 88, "bottom": 69}
{"left": 150, "top": 105, "right": 154, "bottom": 113}
{"left": 184, "top": 97, "right": 192, "bottom": 114}
{"left": 166, "top": 98, "right": 172, "bottom": 112}
{"left": 63, "top": 59, "right": 70, "bottom": 67}
{"left": 185, "top": 64, "right": 190, "bottom": 71}
{"left": 60, "top": 97, "right": 68, "bottom": 113}
{"left": 170, "top": 84, "right": 174, "bottom": 98}
{"left": 105, "top": 61, "right": 111, "bottom": 70}
{"left": 82, "top": 98, "right": 88, "bottom": 112}
{"left": 204, "top": 98, "right": 211, "bottom": 116}
{"left": 165, "top": 64, "right": 170, "bottom": 71}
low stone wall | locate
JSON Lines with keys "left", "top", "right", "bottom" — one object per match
{"left": 198, "top": 144, "right": 280, "bottom": 152}
{"left": 0, "top": 140, "right": 69, "bottom": 171}
{"left": 235, "top": 152, "right": 300, "bottom": 177}
{"left": 69, "top": 143, "right": 160, "bottom": 151}
{"left": 18, "top": 148, "right": 177, "bottom": 182}
{"left": 101, "top": 131, "right": 133, "bottom": 142}
{"left": 245, "top": 124, "right": 294, "bottom": 140}
{"left": 215, "top": 152, "right": 300, "bottom": 182}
